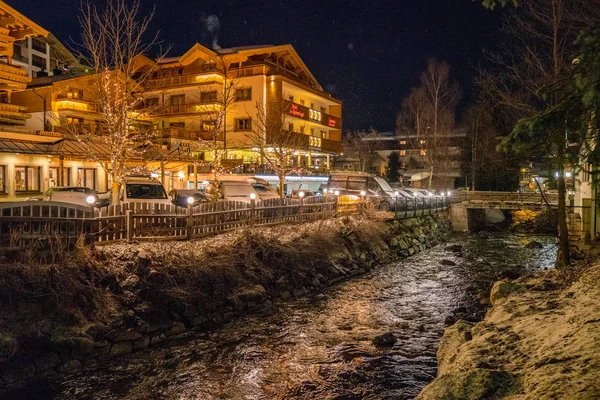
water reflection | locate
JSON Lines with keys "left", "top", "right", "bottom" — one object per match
{"left": 50, "top": 234, "right": 556, "bottom": 400}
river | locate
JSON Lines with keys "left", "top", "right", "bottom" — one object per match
{"left": 38, "top": 233, "right": 556, "bottom": 400}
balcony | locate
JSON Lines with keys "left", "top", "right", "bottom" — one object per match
{"left": 155, "top": 102, "right": 221, "bottom": 116}
{"left": 158, "top": 127, "right": 223, "bottom": 142}
{"left": 0, "top": 62, "right": 31, "bottom": 90}
{"left": 321, "top": 138, "right": 342, "bottom": 154}
{"left": 0, "top": 103, "right": 30, "bottom": 125}
{"left": 146, "top": 68, "right": 223, "bottom": 89}
{"left": 56, "top": 98, "right": 102, "bottom": 113}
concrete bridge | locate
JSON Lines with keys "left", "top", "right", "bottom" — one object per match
{"left": 449, "top": 191, "right": 558, "bottom": 232}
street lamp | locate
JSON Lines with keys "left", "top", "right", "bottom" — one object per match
{"left": 298, "top": 191, "right": 305, "bottom": 198}
{"left": 187, "top": 196, "right": 195, "bottom": 206}
{"left": 86, "top": 195, "right": 96, "bottom": 215}
{"left": 334, "top": 190, "right": 340, "bottom": 196}
{"left": 249, "top": 193, "right": 257, "bottom": 200}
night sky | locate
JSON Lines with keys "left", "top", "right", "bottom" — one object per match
{"left": 9, "top": 0, "right": 503, "bottom": 132}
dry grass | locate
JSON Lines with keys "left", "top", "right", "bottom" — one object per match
{"left": 0, "top": 217, "right": 391, "bottom": 357}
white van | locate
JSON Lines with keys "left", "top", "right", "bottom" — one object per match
{"left": 205, "top": 180, "right": 259, "bottom": 204}
{"left": 119, "top": 176, "right": 171, "bottom": 205}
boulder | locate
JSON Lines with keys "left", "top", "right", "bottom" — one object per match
{"left": 114, "top": 330, "right": 143, "bottom": 343}
{"left": 372, "top": 333, "right": 397, "bottom": 347}
{"left": 416, "top": 369, "right": 517, "bottom": 400}
{"left": 109, "top": 342, "right": 132, "bottom": 357}
{"left": 445, "top": 244, "right": 463, "bottom": 252}
{"left": 525, "top": 240, "right": 543, "bottom": 249}
{"left": 390, "top": 237, "right": 399, "bottom": 247}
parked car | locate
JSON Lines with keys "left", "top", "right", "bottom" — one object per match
{"left": 290, "top": 189, "right": 316, "bottom": 199}
{"left": 327, "top": 172, "right": 398, "bottom": 211}
{"left": 205, "top": 180, "right": 259, "bottom": 204}
{"left": 248, "top": 177, "right": 280, "bottom": 200}
{"left": 169, "top": 189, "right": 209, "bottom": 208}
{"left": 28, "top": 186, "right": 100, "bottom": 207}
{"left": 119, "top": 175, "right": 171, "bottom": 205}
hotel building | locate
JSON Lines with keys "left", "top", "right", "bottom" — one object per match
{"left": 0, "top": 1, "right": 342, "bottom": 201}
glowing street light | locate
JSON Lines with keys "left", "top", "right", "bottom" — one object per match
{"left": 298, "top": 191, "right": 305, "bottom": 198}
{"left": 187, "top": 196, "right": 195, "bottom": 205}
{"left": 334, "top": 190, "right": 340, "bottom": 196}
{"left": 249, "top": 193, "right": 257, "bottom": 200}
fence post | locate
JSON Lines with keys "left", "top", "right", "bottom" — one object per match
{"left": 187, "top": 205, "right": 193, "bottom": 240}
{"left": 126, "top": 209, "right": 133, "bottom": 242}
{"left": 250, "top": 198, "right": 256, "bottom": 227}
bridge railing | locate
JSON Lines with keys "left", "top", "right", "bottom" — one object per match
{"left": 452, "top": 191, "right": 559, "bottom": 205}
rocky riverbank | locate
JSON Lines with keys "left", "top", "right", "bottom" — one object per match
{"left": 0, "top": 214, "right": 451, "bottom": 394}
{"left": 417, "top": 252, "right": 600, "bottom": 400}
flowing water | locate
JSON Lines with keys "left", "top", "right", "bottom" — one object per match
{"left": 39, "top": 233, "right": 556, "bottom": 400}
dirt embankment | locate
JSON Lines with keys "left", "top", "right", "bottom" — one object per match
{"left": 0, "top": 214, "right": 451, "bottom": 393}
{"left": 417, "top": 254, "right": 600, "bottom": 400}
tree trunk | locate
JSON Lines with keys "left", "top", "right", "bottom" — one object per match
{"left": 111, "top": 180, "right": 120, "bottom": 205}
{"left": 557, "top": 169, "right": 571, "bottom": 267}
{"left": 428, "top": 165, "right": 434, "bottom": 189}
{"left": 279, "top": 175, "right": 285, "bottom": 198}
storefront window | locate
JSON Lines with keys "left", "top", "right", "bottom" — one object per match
{"left": 49, "top": 167, "right": 71, "bottom": 187}
{"left": 77, "top": 168, "right": 96, "bottom": 189}
{"left": 15, "top": 166, "right": 41, "bottom": 192}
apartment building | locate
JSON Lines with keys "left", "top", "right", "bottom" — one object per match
{"left": 135, "top": 43, "right": 342, "bottom": 176}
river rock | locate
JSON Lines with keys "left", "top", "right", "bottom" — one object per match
{"left": 445, "top": 244, "right": 463, "bottom": 252}
{"left": 114, "top": 330, "right": 143, "bottom": 343}
{"left": 525, "top": 240, "right": 543, "bottom": 249}
{"left": 59, "top": 360, "right": 82, "bottom": 373}
{"left": 390, "top": 237, "right": 399, "bottom": 247}
{"left": 441, "top": 259, "right": 456, "bottom": 266}
{"left": 372, "top": 333, "right": 397, "bottom": 347}
{"left": 109, "top": 342, "right": 132, "bottom": 357}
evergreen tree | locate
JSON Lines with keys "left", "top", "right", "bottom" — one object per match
{"left": 386, "top": 151, "right": 400, "bottom": 182}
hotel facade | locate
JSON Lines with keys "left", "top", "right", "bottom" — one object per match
{"left": 0, "top": 1, "right": 342, "bottom": 201}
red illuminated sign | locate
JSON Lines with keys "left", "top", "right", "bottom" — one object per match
{"left": 285, "top": 101, "right": 341, "bottom": 129}
{"left": 288, "top": 103, "right": 305, "bottom": 118}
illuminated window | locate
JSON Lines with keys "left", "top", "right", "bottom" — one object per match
{"left": 77, "top": 168, "right": 97, "bottom": 190}
{"left": 15, "top": 166, "right": 41, "bottom": 192}
{"left": 235, "top": 87, "right": 252, "bottom": 101}
{"left": 66, "top": 117, "right": 84, "bottom": 125}
{"left": 49, "top": 167, "right": 71, "bottom": 187}
{"left": 399, "top": 150, "right": 406, "bottom": 156}
{"left": 66, "top": 90, "right": 84, "bottom": 99}
{"left": 420, "top": 149, "right": 426, "bottom": 156}
{"left": 420, "top": 139, "right": 426, "bottom": 144}
{"left": 235, "top": 118, "right": 252, "bottom": 131}
{"left": 399, "top": 140, "right": 406, "bottom": 145}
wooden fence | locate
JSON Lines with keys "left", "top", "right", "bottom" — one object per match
{"left": 0, "top": 195, "right": 448, "bottom": 248}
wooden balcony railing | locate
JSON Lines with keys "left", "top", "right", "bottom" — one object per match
{"left": 0, "top": 62, "right": 30, "bottom": 86}
{"left": 158, "top": 127, "right": 223, "bottom": 142}
{"left": 0, "top": 103, "right": 30, "bottom": 125}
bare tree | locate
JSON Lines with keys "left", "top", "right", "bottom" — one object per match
{"left": 69, "top": 0, "right": 164, "bottom": 204}
{"left": 343, "top": 129, "right": 381, "bottom": 173}
{"left": 193, "top": 71, "right": 240, "bottom": 199}
{"left": 247, "top": 98, "right": 307, "bottom": 198}
{"left": 399, "top": 59, "right": 459, "bottom": 188}
{"left": 480, "top": 0, "right": 600, "bottom": 266}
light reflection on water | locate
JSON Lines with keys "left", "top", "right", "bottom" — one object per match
{"left": 49, "top": 233, "right": 556, "bottom": 400}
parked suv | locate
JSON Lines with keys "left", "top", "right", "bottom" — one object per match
{"left": 120, "top": 175, "right": 171, "bottom": 205}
